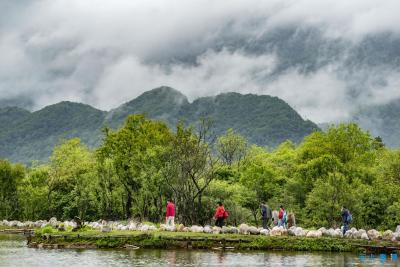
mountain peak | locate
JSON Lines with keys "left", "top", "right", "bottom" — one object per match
{"left": 144, "top": 86, "right": 186, "bottom": 96}
{"left": 106, "top": 86, "right": 189, "bottom": 127}
{"left": 132, "top": 86, "right": 189, "bottom": 105}
{"left": 40, "top": 101, "right": 104, "bottom": 112}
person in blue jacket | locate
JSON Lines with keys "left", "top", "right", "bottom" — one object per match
{"left": 341, "top": 206, "right": 351, "bottom": 235}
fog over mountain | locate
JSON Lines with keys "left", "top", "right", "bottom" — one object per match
{"left": 1, "top": 0, "right": 400, "bottom": 123}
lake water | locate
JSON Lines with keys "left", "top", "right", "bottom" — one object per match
{"left": 0, "top": 234, "right": 399, "bottom": 267}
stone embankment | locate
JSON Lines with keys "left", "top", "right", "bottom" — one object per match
{"left": 2, "top": 218, "right": 399, "bottom": 242}
{"left": 2, "top": 218, "right": 400, "bottom": 252}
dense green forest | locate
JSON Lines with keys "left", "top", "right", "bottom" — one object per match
{"left": 0, "top": 87, "right": 318, "bottom": 163}
{"left": 1, "top": 114, "right": 399, "bottom": 230}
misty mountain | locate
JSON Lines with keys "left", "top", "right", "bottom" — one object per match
{"left": 352, "top": 99, "right": 400, "bottom": 148}
{"left": 0, "top": 102, "right": 106, "bottom": 163}
{"left": 0, "top": 86, "right": 318, "bottom": 163}
{"left": 105, "top": 87, "right": 189, "bottom": 128}
{"left": 3, "top": 4, "right": 400, "bottom": 125}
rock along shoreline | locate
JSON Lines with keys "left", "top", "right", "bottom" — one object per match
{"left": 2, "top": 218, "right": 400, "bottom": 253}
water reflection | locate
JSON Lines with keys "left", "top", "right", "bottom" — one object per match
{"left": 357, "top": 253, "right": 400, "bottom": 266}
{"left": 0, "top": 234, "right": 399, "bottom": 267}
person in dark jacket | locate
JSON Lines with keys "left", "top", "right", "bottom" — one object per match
{"left": 341, "top": 206, "right": 350, "bottom": 235}
{"left": 261, "top": 202, "right": 272, "bottom": 229}
{"left": 214, "top": 202, "right": 226, "bottom": 227}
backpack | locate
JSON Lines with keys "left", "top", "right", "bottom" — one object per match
{"left": 223, "top": 210, "right": 229, "bottom": 219}
{"left": 261, "top": 206, "right": 267, "bottom": 217}
{"left": 282, "top": 211, "right": 287, "bottom": 223}
{"left": 346, "top": 213, "right": 352, "bottom": 223}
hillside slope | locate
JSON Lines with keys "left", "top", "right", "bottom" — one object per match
{"left": 0, "top": 87, "right": 319, "bottom": 163}
{"left": 181, "top": 92, "right": 317, "bottom": 147}
{"left": 0, "top": 102, "right": 106, "bottom": 163}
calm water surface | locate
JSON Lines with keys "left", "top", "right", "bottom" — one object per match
{"left": 0, "top": 234, "right": 399, "bottom": 267}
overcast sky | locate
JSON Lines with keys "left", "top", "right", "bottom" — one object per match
{"left": 1, "top": 0, "right": 400, "bottom": 123}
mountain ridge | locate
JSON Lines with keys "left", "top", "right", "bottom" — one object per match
{"left": 0, "top": 86, "right": 319, "bottom": 163}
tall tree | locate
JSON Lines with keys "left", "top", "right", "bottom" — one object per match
{"left": 163, "top": 119, "right": 218, "bottom": 225}
{"left": 48, "top": 138, "right": 96, "bottom": 220}
{"left": 97, "top": 114, "right": 172, "bottom": 219}
{"left": 217, "top": 128, "right": 248, "bottom": 168}
{"left": 18, "top": 165, "right": 50, "bottom": 220}
{"left": 0, "top": 160, "right": 24, "bottom": 219}
{"left": 96, "top": 159, "right": 125, "bottom": 219}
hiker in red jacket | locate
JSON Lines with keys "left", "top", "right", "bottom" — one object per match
{"left": 278, "top": 205, "right": 287, "bottom": 228}
{"left": 214, "top": 201, "right": 226, "bottom": 227}
{"left": 166, "top": 199, "right": 175, "bottom": 226}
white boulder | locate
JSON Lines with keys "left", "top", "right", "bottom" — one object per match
{"left": 270, "top": 226, "right": 284, "bottom": 236}
{"left": 318, "top": 227, "right": 328, "bottom": 236}
{"left": 367, "top": 229, "right": 382, "bottom": 240}
{"left": 212, "top": 226, "right": 221, "bottom": 234}
{"left": 295, "top": 227, "right": 306, "bottom": 237}
{"left": 260, "top": 229, "right": 270, "bottom": 236}
{"left": 49, "top": 217, "right": 58, "bottom": 227}
{"left": 147, "top": 225, "right": 157, "bottom": 231}
{"left": 221, "top": 226, "right": 230, "bottom": 234}
{"left": 306, "top": 230, "right": 322, "bottom": 238}
{"left": 190, "top": 225, "right": 204, "bottom": 233}
{"left": 89, "top": 222, "right": 101, "bottom": 230}
{"left": 203, "top": 225, "right": 212, "bottom": 234}
{"left": 361, "top": 233, "right": 369, "bottom": 240}
{"left": 287, "top": 226, "right": 296, "bottom": 236}
{"left": 228, "top": 227, "right": 239, "bottom": 234}
{"left": 354, "top": 229, "right": 366, "bottom": 239}
{"left": 239, "top": 224, "right": 249, "bottom": 235}
{"left": 382, "top": 230, "right": 394, "bottom": 241}
{"left": 128, "top": 222, "right": 137, "bottom": 231}
{"left": 248, "top": 226, "right": 260, "bottom": 235}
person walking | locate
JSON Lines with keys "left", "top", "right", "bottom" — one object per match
{"left": 261, "top": 202, "right": 272, "bottom": 229}
{"left": 214, "top": 202, "right": 226, "bottom": 227}
{"left": 278, "top": 205, "right": 287, "bottom": 228}
{"left": 166, "top": 199, "right": 175, "bottom": 227}
{"left": 341, "top": 206, "right": 351, "bottom": 235}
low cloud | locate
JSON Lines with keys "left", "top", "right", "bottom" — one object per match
{"left": 92, "top": 49, "right": 277, "bottom": 109}
{"left": 1, "top": 0, "right": 400, "bottom": 123}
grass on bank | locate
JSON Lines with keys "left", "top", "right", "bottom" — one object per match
{"left": 30, "top": 227, "right": 400, "bottom": 252}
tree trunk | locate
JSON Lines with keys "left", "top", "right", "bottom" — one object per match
{"left": 198, "top": 193, "right": 203, "bottom": 225}
{"left": 252, "top": 209, "right": 258, "bottom": 227}
{"left": 126, "top": 191, "right": 132, "bottom": 219}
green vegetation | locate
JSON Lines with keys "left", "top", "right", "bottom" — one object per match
{"left": 0, "top": 87, "right": 318, "bottom": 163}
{"left": 1, "top": 113, "right": 399, "bottom": 231}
